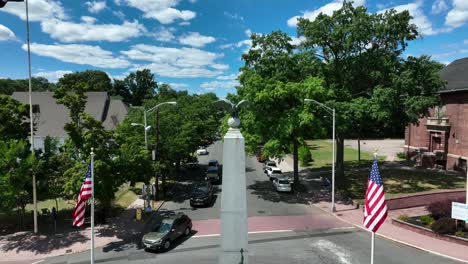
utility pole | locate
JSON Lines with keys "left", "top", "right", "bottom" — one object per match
{"left": 154, "top": 109, "right": 159, "bottom": 200}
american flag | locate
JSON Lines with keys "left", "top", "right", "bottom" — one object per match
{"left": 0, "top": 0, "right": 24, "bottom": 8}
{"left": 363, "top": 158, "right": 388, "bottom": 232}
{"left": 73, "top": 163, "right": 92, "bottom": 227}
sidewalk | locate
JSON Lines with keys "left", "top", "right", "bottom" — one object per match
{"left": 0, "top": 198, "right": 162, "bottom": 262}
{"left": 276, "top": 155, "right": 468, "bottom": 263}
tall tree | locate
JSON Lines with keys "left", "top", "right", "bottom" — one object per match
{"left": 296, "top": 2, "right": 442, "bottom": 183}
{"left": 57, "top": 70, "right": 112, "bottom": 92}
{"left": 0, "top": 95, "right": 30, "bottom": 140}
{"left": 237, "top": 31, "right": 326, "bottom": 184}
{"left": 0, "top": 77, "right": 55, "bottom": 95}
{"left": 112, "top": 69, "right": 157, "bottom": 106}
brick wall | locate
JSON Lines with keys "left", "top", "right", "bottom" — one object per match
{"left": 386, "top": 190, "right": 466, "bottom": 210}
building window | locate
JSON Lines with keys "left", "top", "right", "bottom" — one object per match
{"left": 434, "top": 105, "right": 446, "bottom": 119}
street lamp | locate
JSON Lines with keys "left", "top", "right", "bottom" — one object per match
{"left": 131, "top": 122, "right": 151, "bottom": 150}
{"left": 304, "top": 98, "right": 336, "bottom": 212}
{"left": 147, "top": 101, "right": 177, "bottom": 200}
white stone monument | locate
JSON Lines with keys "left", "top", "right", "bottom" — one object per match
{"left": 216, "top": 99, "right": 251, "bottom": 264}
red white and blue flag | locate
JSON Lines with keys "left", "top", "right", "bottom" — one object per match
{"left": 73, "top": 163, "right": 93, "bottom": 227}
{"left": 0, "top": 0, "right": 24, "bottom": 8}
{"left": 363, "top": 158, "right": 388, "bottom": 232}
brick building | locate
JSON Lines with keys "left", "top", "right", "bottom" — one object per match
{"left": 405, "top": 57, "right": 468, "bottom": 171}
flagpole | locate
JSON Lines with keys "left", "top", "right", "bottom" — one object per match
{"left": 24, "top": 0, "right": 38, "bottom": 235}
{"left": 371, "top": 150, "right": 377, "bottom": 264}
{"left": 90, "top": 148, "right": 95, "bottom": 264}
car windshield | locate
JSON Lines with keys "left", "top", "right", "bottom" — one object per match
{"left": 193, "top": 186, "right": 209, "bottom": 193}
{"left": 272, "top": 170, "right": 282, "bottom": 174}
{"left": 208, "top": 162, "right": 217, "bottom": 166}
{"left": 267, "top": 162, "right": 276, "bottom": 166}
{"left": 155, "top": 222, "right": 172, "bottom": 233}
{"left": 278, "top": 179, "right": 289, "bottom": 184}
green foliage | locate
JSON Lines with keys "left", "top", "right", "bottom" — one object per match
{"left": 295, "top": 2, "right": 443, "bottom": 181}
{"left": 0, "top": 77, "right": 55, "bottom": 95}
{"left": 112, "top": 69, "right": 157, "bottom": 106}
{"left": 419, "top": 215, "right": 435, "bottom": 226}
{"left": 298, "top": 145, "right": 312, "bottom": 166}
{"left": 396, "top": 152, "right": 407, "bottom": 160}
{"left": 398, "top": 214, "right": 410, "bottom": 222}
{"left": 455, "top": 231, "right": 465, "bottom": 238}
{"left": 57, "top": 70, "right": 112, "bottom": 92}
{"left": 431, "top": 217, "right": 456, "bottom": 234}
{"left": 0, "top": 95, "right": 30, "bottom": 140}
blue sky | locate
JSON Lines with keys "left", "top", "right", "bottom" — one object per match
{"left": 1, "top": 0, "right": 467, "bottom": 97}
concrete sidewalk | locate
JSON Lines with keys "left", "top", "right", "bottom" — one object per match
{"left": 274, "top": 155, "right": 468, "bottom": 263}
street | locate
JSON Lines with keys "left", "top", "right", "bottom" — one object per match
{"left": 41, "top": 142, "right": 462, "bottom": 264}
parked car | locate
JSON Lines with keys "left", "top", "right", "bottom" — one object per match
{"left": 208, "top": 160, "right": 219, "bottom": 168}
{"left": 142, "top": 213, "right": 192, "bottom": 251}
{"left": 267, "top": 167, "right": 282, "bottom": 180}
{"left": 196, "top": 147, "right": 208, "bottom": 155}
{"left": 190, "top": 182, "right": 214, "bottom": 207}
{"left": 205, "top": 167, "right": 221, "bottom": 183}
{"left": 263, "top": 160, "right": 276, "bottom": 173}
{"left": 272, "top": 176, "right": 292, "bottom": 193}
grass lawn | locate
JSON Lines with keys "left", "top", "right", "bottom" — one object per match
{"left": 346, "top": 169, "right": 466, "bottom": 203}
{"left": 25, "top": 198, "right": 74, "bottom": 213}
{"left": 113, "top": 182, "right": 144, "bottom": 208}
{"left": 304, "top": 139, "right": 385, "bottom": 169}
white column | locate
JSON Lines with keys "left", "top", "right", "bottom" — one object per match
{"left": 219, "top": 127, "right": 248, "bottom": 264}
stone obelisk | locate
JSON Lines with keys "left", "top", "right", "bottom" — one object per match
{"left": 219, "top": 116, "right": 248, "bottom": 264}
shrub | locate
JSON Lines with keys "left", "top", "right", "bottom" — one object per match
{"left": 419, "top": 215, "right": 435, "bottom": 226}
{"left": 398, "top": 214, "right": 410, "bottom": 222}
{"left": 396, "top": 152, "right": 407, "bottom": 160}
{"left": 299, "top": 145, "right": 312, "bottom": 167}
{"left": 427, "top": 198, "right": 465, "bottom": 219}
{"left": 430, "top": 217, "right": 456, "bottom": 234}
{"left": 455, "top": 231, "right": 465, "bottom": 238}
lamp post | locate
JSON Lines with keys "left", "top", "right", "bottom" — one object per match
{"left": 147, "top": 102, "right": 177, "bottom": 200}
{"left": 304, "top": 98, "right": 336, "bottom": 212}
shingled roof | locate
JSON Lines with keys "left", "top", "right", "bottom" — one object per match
{"left": 439, "top": 57, "right": 468, "bottom": 93}
{"left": 11, "top": 91, "right": 127, "bottom": 138}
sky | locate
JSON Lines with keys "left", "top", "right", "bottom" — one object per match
{"left": 0, "top": 0, "right": 467, "bottom": 97}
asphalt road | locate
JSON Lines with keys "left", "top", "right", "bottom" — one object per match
{"left": 41, "top": 141, "right": 463, "bottom": 264}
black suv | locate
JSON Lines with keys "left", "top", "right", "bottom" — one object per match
{"left": 190, "top": 181, "right": 214, "bottom": 207}
{"left": 142, "top": 213, "right": 193, "bottom": 251}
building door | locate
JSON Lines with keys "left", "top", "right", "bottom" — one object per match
{"left": 430, "top": 133, "right": 442, "bottom": 152}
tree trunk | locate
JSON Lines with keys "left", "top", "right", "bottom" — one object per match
{"left": 55, "top": 198, "right": 59, "bottom": 212}
{"left": 293, "top": 140, "right": 299, "bottom": 185}
{"left": 336, "top": 136, "right": 345, "bottom": 187}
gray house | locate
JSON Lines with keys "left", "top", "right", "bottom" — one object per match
{"left": 12, "top": 91, "right": 128, "bottom": 150}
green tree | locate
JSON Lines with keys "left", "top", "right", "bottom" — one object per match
{"left": 0, "top": 77, "right": 55, "bottom": 95}
{"left": 0, "top": 95, "right": 30, "bottom": 140}
{"left": 237, "top": 31, "right": 326, "bottom": 184}
{"left": 112, "top": 69, "right": 157, "bottom": 106}
{"left": 296, "top": 2, "right": 442, "bottom": 183}
{"left": 57, "top": 70, "right": 112, "bottom": 92}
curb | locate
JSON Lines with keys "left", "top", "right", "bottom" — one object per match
{"left": 310, "top": 202, "right": 468, "bottom": 263}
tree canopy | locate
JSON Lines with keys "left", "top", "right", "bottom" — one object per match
{"left": 57, "top": 70, "right": 112, "bottom": 92}
{"left": 112, "top": 69, "right": 157, "bottom": 106}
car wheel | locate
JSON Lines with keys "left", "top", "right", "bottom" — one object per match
{"left": 163, "top": 240, "right": 171, "bottom": 251}
{"left": 184, "top": 227, "right": 191, "bottom": 236}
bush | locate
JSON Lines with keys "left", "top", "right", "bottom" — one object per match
{"left": 396, "top": 152, "right": 407, "bottom": 160}
{"left": 398, "top": 214, "right": 410, "bottom": 221}
{"left": 455, "top": 231, "right": 465, "bottom": 238}
{"left": 299, "top": 145, "right": 312, "bottom": 167}
{"left": 419, "top": 215, "right": 435, "bottom": 226}
{"left": 427, "top": 198, "right": 465, "bottom": 219}
{"left": 430, "top": 217, "right": 456, "bottom": 234}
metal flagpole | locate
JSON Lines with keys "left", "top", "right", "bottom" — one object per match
{"left": 371, "top": 150, "right": 377, "bottom": 264}
{"left": 90, "top": 148, "right": 95, "bottom": 264}
{"left": 24, "top": 0, "right": 38, "bottom": 234}
{"left": 332, "top": 108, "right": 336, "bottom": 212}
{"left": 371, "top": 232, "right": 375, "bottom": 264}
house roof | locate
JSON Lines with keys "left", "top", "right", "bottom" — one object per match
{"left": 439, "top": 57, "right": 468, "bottom": 93}
{"left": 11, "top": 91, "right": 126, "bottom": 138}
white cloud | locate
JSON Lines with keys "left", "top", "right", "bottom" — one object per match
{"left": 81, "top": 16, "right": 98, "bottom": 24}
{"left": 179, "top": 32, "right": 216, "bottom": 47}
{"left": 224, "top": 11, "right": 244, "bottom": 21}
{"left": 216, "top": 73, "right": 238, "bottom": 80}
{"left": 290, "top": 36, "right": 306, "bottom": 46}
{"left": 167, "top": 82, "right": 188, "bottom": 89}
{"left": 85, "top": 1, "right": 107, "bottom": 14}
{"left": 179, "top": 21, "right": 190, "bottom": 26}
{"left": 34, "top": 70, "right": 72, "bottom": 83}
{"left": 379, "top": 2, "right": 438, "bottom": 36}
{"left": 41, "top": 19, "right": 146, "bottom": 42}
{"left": 432, "top": 0, "right": 449, "bottom": 14}
{"left": 0, "top": 0, "right": 66, "bottom": 22}
{"left": 0, "top": 24, "right": 16, "bottom": 41}
{"left": 219, "top": 39, "right": 252, "bottom": 51}
{"left": 120, "top": 0, "right": 196, "bottom": 24}
{"left": 122, "top": 44, "right": 225, "bottom": 78}
{"left": 113, "top": 10, "right": 126, "bottom": 20}
{"left": 24, "top": 43, "right": 130, "bottom": 69}
{"left": 200, "top": 80, "right": 238, "bottom": 91}
{"left": 445, "top": 0, "right": 468, "bottom": 28}
{"left": 287, "top": 0, "right": 366, "bottom": 27}
{"left": 151, "top": 28, "right": 175, "bottom": 42}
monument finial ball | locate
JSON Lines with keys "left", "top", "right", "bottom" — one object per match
{"left": 228, "top": 117, "right": 240, "bottom": 128}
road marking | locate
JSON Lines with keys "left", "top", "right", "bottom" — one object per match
{"left": 31, "top": 260, "right": 44, "bottom": 264}
{"left": 329, "top": 226, "right": 355, "bottom": 231}
{"left": 311, "top": 239, "right": 353, "bottom": 264}
{"left": 192, "top": 229, "right": 294, "bottom": 238}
